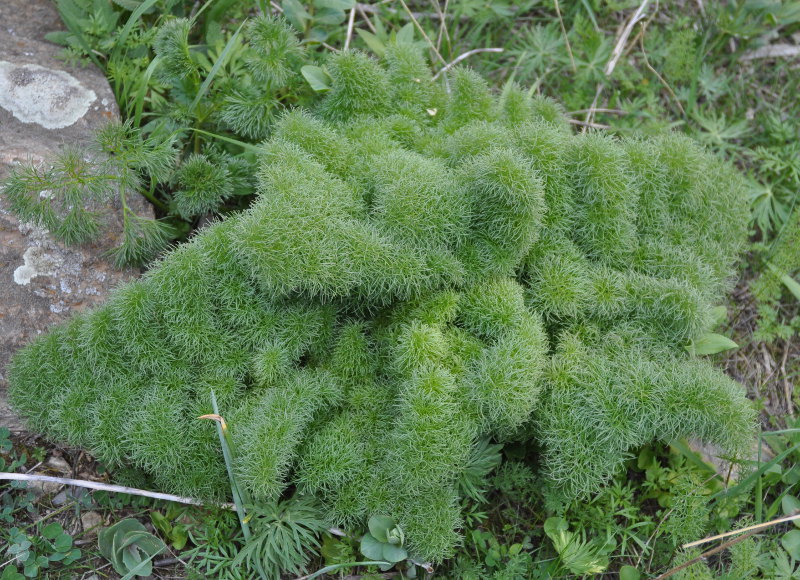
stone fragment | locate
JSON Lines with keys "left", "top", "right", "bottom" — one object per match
{"left": 80, "top": 511, "right": 104, "bottom": 536}
{"left": 26, "top": 478, "right": 62, "bottom": 496}
{"left": 46, "top": 455, "right": 71, "bottom": 474}
{"left": 0, "top": 0, "right": 152, "bottom": 433}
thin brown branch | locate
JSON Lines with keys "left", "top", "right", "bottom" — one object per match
{"left": 356, "top": 3, "right": 377, "bottom": 34}
{"left": 568, "top": 107, "right": 628, "bottom": 115}
{"left": 568, "top": 119, "right": 610, "bottom": 129}
{"left": 639, "top": 22, "right": 685, "bottom": 116}
{"left": 432, "top": 0, "right": 451, "bottom": 55}
{"left": 655, "top": 528, "right": 760, "bottom": 580}
{"left": 584, "top": 84, "right": 605, "bottom": 129}
{"left": 396, "top": 0, "right": 447, "bottom": 65}
{"left": 554, "top": 0, "right": 576, "bottom": 73}
{"left": 782, "top": 339, "right": 795, "bottom": 417}
{"left": 683, "top": 510, "right": 800, "bottom": 549}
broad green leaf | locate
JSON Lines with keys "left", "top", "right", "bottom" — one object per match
{"left": 314, "top": 7, "right": 348, "bottom": 26}
{"left": 54, "top": 533, "right": 73, "bottom": 552}
{"left": 396, "top": 22, "right": 415, "bottom": 45}
{"left": 783, "top": 494, "right": 800, "bottom": 528}
{"left": 314, "top": 0, "right": 355, "bottom": 9}
{"left": 381, "top": 543, "right": 408, "bottom": 563}
{"left": 764, "top": 463, "right": 784, "bottom": 486}
{"left": 356, "top": 29, "right": 386, "bottom": 57}
{"left": 149, "top": 511, "right": 170, "bottom": 536}
{"left": 301, "top": 65, "right": 332, "bottom": 92}
{"left": 686, "top": 332, "right": 738, "bottom": 355}
{"left": 619, "top": 565, "right": 641, "bottom": 580}
{"left": 767, "top": 262, "right": 800, "bottom": 302}
{"left": 543, "top": 516, "right": 568, "bottom": 538}
{"left": 170, "top": 525, "right": 188, "bottom": 550}
{"left": 368, "top": 515, "right": 395, "bottom": 542}
{"left": 42, "top": 522, "right": 62, "bottom": 539}
{"left": 121, "top": 547, "right": 148, "bottom": 577}
{"left": 111, "top": 0, "right": 148, "bottom": 11}
{"left": 780, "top": 273, "right": 800, "bottom": 302}
{"left": 307, "top": 27, "right": 331, "bottom": 43}
{"left": 709, "top": 305, "right": 728, "bottom": 327}
{"left": 1, "top": 565, "right": 25, "bottom": 580}
{"left": 8, "top": 543, "right": 29, "bottom": 555}
{"left": 783, "top": 530, "right": 800, "bottom": 560}
{"left": 43, "top": 31, "right": 72, "bottom": 46}
{"left": 360, "top": 533, "right": 384, "bottom": 560}
{"left": 282, "top": 0, "right": 310, "bottom": 30}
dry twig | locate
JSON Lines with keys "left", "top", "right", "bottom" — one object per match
{"left": 344, "top": 6, "right": 356, "bottom": 51}
{"left": 554, "top": 0, "right": 576, "bottom": 73}
{"left": 432, "top": 48, "right": 504, "bottom": 81}
{"left": 0, "top": 472, "right": 235, "bottom": 509}
{"left": 605, "top": 0, "right": 651, "bottom": 76}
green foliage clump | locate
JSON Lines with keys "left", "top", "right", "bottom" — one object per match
{"left": 7, "top": 42, "right": 754, "bottom": 565}
{"left": 3, "top": 122, "right": 177, "bottom": 266}
{"left": 751, "top": 211, "right": 800, "bottom": 341}
{"left": 3, "top": 9, "right": 317, "bottom": 266}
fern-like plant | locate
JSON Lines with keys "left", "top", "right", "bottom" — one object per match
{"left": 3, "top": 121, "right": 177, "bottom": 266}
{"left": 7, "top": 39, "right": 755, "bottom": 566}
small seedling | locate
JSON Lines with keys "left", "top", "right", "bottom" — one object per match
{"left": 360, "top": 516, "right": 408, "bottom": 570}
{"left": 98, "top": 518, "right": 166, "bottom": 578}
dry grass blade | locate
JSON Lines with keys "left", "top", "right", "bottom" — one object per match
{"left": 682, "top": 510, "right": 800, "bottom": 549}
{"left": 605, "top": 0, "right": 652, "bottom": 76}
{"left": 655, "top": 527, "right": 761, "bottom": 579}
{"left": 431, "top": 48, "right": 504, "bottom": 81}
{"left": 0, "top": 472, "right": 235, "bottom": 508}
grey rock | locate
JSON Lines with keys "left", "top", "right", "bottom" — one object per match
{"left": 46, "top": 455, "right": 71, "bottom": 474}
{"left": 80, "top": 511, "right": 104, "bottom": 536}
{"left": 26, "top": 478, "right": 62, "bottom": 497}
{"left": 53, "top": 486, "right": 88, "bottom": 506}
{"left": 688, "top": 438, "right": 768, "bottom": 483}
{"left": 0, "top": 0, "right": 152, "bottom": 433}
{"left": 51, "top": 489, "right": 69, "bottom": 506}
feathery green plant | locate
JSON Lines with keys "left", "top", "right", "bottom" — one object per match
{"left": 7, "top": 39, "right": 755, "bottom": 566}
{"left": 3, "top": 121, "right": 177, "bottom": 266}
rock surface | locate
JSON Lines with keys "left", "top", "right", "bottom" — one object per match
{"left": 0, "top": 0, "right": 151, "bottom": 432}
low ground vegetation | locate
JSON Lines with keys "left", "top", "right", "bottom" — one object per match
{"left": 1, "top": 1, "right": 799, "bottom": 579}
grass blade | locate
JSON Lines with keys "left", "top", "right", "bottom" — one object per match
{"left": 54, "top": 0, "right": 103, "bottom": 69}
{"left": 189, "top": 128, "right": 264, "bottom": 153}
{"left": 710, "top": 439, "right": 800, "bottom": 508}
{"left": 201, "top": 392, "right": 269, "bottom": 580}
{"left": 189, "top": 19, "right": 247, "bottom": 114}
{"left": 132, "top": 55, "right": 161, "bottom": 126}
{"left": 115, "top": 0, "right": 162, "bottom": 57}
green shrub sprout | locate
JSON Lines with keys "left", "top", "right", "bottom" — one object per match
{"left": 7, "top": 43, "right": 754, "bottom": 564}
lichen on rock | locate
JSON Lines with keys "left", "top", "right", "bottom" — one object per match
{"left": 0, "top": 62, "right": 96, "bottom": 129}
